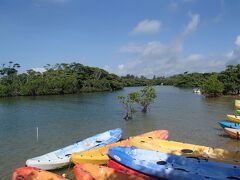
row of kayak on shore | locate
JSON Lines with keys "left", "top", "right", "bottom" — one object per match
{"left": 218, "top": 100, "right": 240, "bottom": 139}
{"left": 12, "top": 128, "right": 240, "bottom": 180}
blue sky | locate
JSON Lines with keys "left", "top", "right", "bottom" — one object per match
{"left": 0, "top": 0, "right": 240, "bottom": 76}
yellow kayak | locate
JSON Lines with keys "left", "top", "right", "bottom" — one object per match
{"left": 71, "top": 130, "right": 169, "bottom": 165}
{"left": 130, "top": 137, "right": 240, "bottom": 165}
{"left": 227, "top": 114, "right": 240, "bottom": 123}
{"left": 235, "top": 100, "right": 240, "bottom": 109}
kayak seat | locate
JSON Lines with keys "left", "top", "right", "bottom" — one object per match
{"left": 156, "top": 161, "right": 167, "bottom": 165}
{"left": 181, "top": 149, "right": 193, "bottom": 154}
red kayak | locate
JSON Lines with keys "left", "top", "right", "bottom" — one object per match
{"left": 108, "top": 160, "right": 156, "bottom": 180}
{"left": 73, "top": 163, "right": 145, "bottom": 180}
{"left": 12, "top": 166, "right": 67, "bottom": 180}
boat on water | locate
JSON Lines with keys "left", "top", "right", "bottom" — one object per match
{"left": 26, "top": 128, "right": 122, "bottom": 170}
{"left": 193, "top": 88, "right": 201, "bottom": 94}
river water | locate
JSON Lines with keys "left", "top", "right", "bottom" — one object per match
{"left": 1, "top": 86, "right": 240, "bottom": 179}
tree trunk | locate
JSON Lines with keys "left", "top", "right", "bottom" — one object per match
{"left": 142, "top": 105, "right": 148, "bottom": 113}
{"left": 123, "top": 106, "right": 132, "bottom": 120}
{"left": 124, "top": 111, "right": 132, "bottom": 120}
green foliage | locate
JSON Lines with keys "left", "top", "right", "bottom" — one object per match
{"left": 120, "top": 64, "right": 240, "bottom": 97}
{"left": 121, "top": 74, "right": 155, "bottom": 87}
{"left": 117, "top": 94, "right": 136, "bottom": 120}
{"left": 201, "top": 74, "right": 224, "bottom": 97}
{"left": 134, "top": 86, "right": 157, "bottom": 113}
{"left": 0, "top": 61, "right": 20, "bottom": 76}
{"left": 164, "top": 72, "right": 209, "bottom": 88}
{"left": 118, "top": 86, "right": 157, "bottom": 119}
{"left": 2, "top": 61, "right": 240, "bottom": 98}
{"left": 0, "top": 84, "right": 8, "bottom": 97}
{"left": 0, "top": 62, "right": 124, "bottom": 97}
{"left": 218, "top": 65, "right": 240, "bottom": 95}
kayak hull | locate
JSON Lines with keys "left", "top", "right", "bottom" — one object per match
{"left": 71, "top": 130, "right": 169, "bottom": 165}
{"left": 224, "top": 128, "right": 240, "bottom": 139}
{"left": 130, "top": 137, "right": 240, "bottom": 164}
{"left": 227, "top": 115, "right": 240, "bottom": 123}
{"left": 236, "top": 109, "right": 240, "bottom": 115}
{"left": 12, "top": 166, "right": 66, "bottom": 180}
{"left": 108, "top": 146, "right": 240, "bottom": 180}
{"left": 73, "top": 163, "right": 144, "bottom": 180}
{"left": 26, "top": 128, "right": 122, "bottom": 170}
{"left": 218, "top": 121, "right": 240, "bottom": 129}
{"left": 108, "top": 159, "right": 156, "bottom": 179}
{"left": 235, "top": 100, "right": 240, "bottom": 109}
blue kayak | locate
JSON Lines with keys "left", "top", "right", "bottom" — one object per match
{"left": 108, "top": 146, "right": 240, "bottom": 180}
{"left": 219, "top": 121, "right": 240, "bottom": 129}
{"left": 26, "top": 128, "right": 122, "bottom": 170}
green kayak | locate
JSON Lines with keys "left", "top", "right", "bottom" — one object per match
{"left": 236, "top": 109, "right": 240, "bottom": 115}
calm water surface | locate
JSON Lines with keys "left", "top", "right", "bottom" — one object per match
{"left": 1, "top": 86, "right": 240, "bottom": 179}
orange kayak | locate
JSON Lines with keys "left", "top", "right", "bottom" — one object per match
{"left": 12, "top": 166, "right": 67, "bottom": 180}
{"left": 224, "top": 128, "right": 240, "bottom": 139}
{"left": 71, "top": 130, "right": 169, "bottom": 165}
{"left": 73, "top": 164, "right": 145, "bottom": 180}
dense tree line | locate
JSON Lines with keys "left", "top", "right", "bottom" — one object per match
{"left": 0, "top": 62, "right": 123, "bottom": 97}
{"left": 120, "top": 73, "right": 209, "bottom": 88}
{"left": 121, "top": 64, "right": 240, "bottom": 97}
{"left": 1, "top": 62, "right": 240, "bottom": 98}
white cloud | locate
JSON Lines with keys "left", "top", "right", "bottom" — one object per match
{"left": 226, "top": 48, "right": 240, "bottom": 65}
{"left": 235, "top": 35, "right": 240, "bottom": 46}
{"left": 116, "top": 13, "right": 219, "bottom": 77}
{"left": 130, "top": 20, "right": 161, "bottom": 35}
{"left": 118, "top": 64, "right": 124, "bottom": 70}
{"left": 178, "top": 54, "right": 225, "bottom": 73}
{"left": 115, "top": 13, "right": 240, "bottom": 77}
{"left": 102, "top": 65, "right": 113, "bottom": 73}
{"left": 31, "top": 67, "right": 46, "bottom": 73}
{"left": 223, "top": 35, "right": 240, "bottom": 65}
{"left": 182, "top": 13, "right": 200, "bottom": 37}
